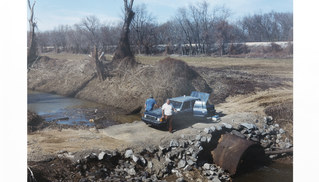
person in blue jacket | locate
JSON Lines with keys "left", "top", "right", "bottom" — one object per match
{"left": 145, "top": 94, "right": 158, "bottom": 112}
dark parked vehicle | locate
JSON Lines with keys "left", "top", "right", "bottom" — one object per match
{"left": 142, "top": 91, "right": 215, "bottom": 127}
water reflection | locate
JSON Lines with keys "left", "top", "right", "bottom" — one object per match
{"left": 233, "top": 162, "right": 292, "bottom": 182}
{"left": 28, "top": 91, "right": 113, "bottom": 126}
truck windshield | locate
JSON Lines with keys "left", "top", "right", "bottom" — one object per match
{"left": 170, "top": 100, "right": 182, "bottom": 109}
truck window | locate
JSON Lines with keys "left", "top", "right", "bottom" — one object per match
{"left": 170, "top": 100, "right": 182, "bottom": 109}
{"left": 182, "top": 101, "right": 191, "bottom": 110}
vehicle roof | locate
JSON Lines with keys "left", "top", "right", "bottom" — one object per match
{"left": 170, "top": 96, "right": 199, "bottom": 102}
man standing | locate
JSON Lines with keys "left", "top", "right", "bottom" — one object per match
{"left": 145, "top": 94, "right": 157, "bottom": 112}
{"left": 161, "top": 99, "right": 177, "bottom": 133}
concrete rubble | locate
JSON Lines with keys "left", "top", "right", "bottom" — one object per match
{"left": 55, "top": 117, "right": 292, "bottom": 181}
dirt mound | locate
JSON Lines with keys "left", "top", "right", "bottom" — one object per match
{"left": 28, "top": 110, "right": 43, "bottom": 126}
{"left": 28, "top": 110, "right": 46, "bottom": 133}
{"left": 28, "top": 56, "right": 211, "bottom": 113}
{"left": 151, "top": 58, "right": 211, "bottom": 103}
{"left": 76, "top": 57, "right": 211, "bottom": 112}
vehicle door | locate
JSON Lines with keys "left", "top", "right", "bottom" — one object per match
{"left": 180, "top": 101, "right": 192, "bottom": 115}
{"left": 193, "top": 101, "right": 208, "bottom": 117}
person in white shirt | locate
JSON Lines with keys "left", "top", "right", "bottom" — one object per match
{"left": 161, "top": 99, "right": 177, "bottom": 133}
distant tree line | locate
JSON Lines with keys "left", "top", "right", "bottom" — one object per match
{"left": 34, "top": 1, "right": 293, "bottom": 56}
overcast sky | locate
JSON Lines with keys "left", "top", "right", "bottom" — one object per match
{"left": 31, "top": 0, "right": 293, "bottom": 31}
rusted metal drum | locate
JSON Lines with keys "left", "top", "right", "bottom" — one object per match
{"left": 211, "top": 133, "right": 265, "bottom": 175}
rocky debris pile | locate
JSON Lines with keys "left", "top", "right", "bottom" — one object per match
{"left": 65, "top": 134, "right": 231, "bottom": 182}
{"left": 36, "top": 116, "right": 292, "bottom": 181}
{"left": 234, "top": 116, "right": 293, "bottom": 159}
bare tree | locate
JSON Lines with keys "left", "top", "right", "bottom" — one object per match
{"left": 27, "top": 0, "right": 38, "bottom": 67}
{"left": 100, "top": 24, "right": 115, "bottom": 53}
{"left": 212, "top": 6, "right": 232, "bottom": 56}
{"left": 240, "top": 12, "right": 293, "bottom": 42}
{"left": 175, "top": 8, "right": 194, "bottom": 55}
{"left": 80, "top": 16, "right": 101, "bottom": 47}
{"left": 91, "top": 45, "right": 105, "bottom": 81}
{"left": 273, "top": 12, "right": 293, "bottom": 41}
{"left": 215, "top": 20, "right": 233, "bottom": 55}
{"left": 72, "top": 24, "right": 91, "bottom": 54}
{"left": 79, "top": 16, "right": 105, "bottom": 81}
{"left": 37, "top": 31, "right": 50, "bottom": 53}
{"left": 175, "top": 1, "right": 214, "bottom": 55}
{"left": 112, "top": 0, "right": 136, "bottom": 63}
{"left": 131, "top": 4, "right": 156, "bottom": 54}
{"left": 50, "top": 25, "right": 69, "bottom": 53}
{"left": 189, "top": 1, "right": 212, "bottom": 54}
{"left": 154, "top": 21, "right": 183, "bottom": 55}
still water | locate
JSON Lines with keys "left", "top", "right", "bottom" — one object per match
{"left": 27, "top": 90, "right": 140, "bottom": 126}
{"left": 233, "top": 162, "right": 293, "bottom": 182}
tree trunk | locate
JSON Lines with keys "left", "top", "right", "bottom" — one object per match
{"left": 27, "top": 29, "right": 37, "bottom": 65}
{"left": 92, "top": 46, "right": 105, "bottom": 81}
{"left": 27, "top": 0, "right": 37, "bottom": 68}
{"left": 112, "top": 0, "right": 135, "bottom": 62}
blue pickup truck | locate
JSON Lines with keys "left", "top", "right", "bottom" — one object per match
{"left": 142, "top": 91, "right": 216, "bottom": 127}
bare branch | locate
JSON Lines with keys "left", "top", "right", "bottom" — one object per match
{"left": 124, "top": 0, "right": 128, "bottom": 11}
{"left": 129, "top": 0, "right": 134, "bottom": 9}
{"left": 98, "top": 52, "right": 105, "bottom": 60}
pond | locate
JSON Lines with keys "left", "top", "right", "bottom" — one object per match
{"left": 27, "top": 90, "right": 140, "bottom": 127}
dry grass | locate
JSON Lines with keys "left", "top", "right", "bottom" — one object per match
{"left": 136, "top": 54, "right": 293, "bottom": 79}
{"left": 28, "top": 128, "right": 126, "bottom": 158}
{"left": 41, "top": 52, "right": 114, "bottom": 62}
{"left": 41, "top": 53, "right": 292, "bottom": 78}
{"left": 136, "top": 54, "right": 292, "bottom": 67}
{"left": 218, "top": 87, "right": 293, "bottom": 115}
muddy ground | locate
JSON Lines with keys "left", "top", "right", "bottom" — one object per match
{"left": 28, "top": 53, "right": 293, "bottom": 181}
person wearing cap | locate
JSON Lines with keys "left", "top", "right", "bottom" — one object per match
{"left": 161, "top": 99, "right": 177, "bottom": 133}
{"left": 145, "top": 94, "right": 158, "bottom": 112}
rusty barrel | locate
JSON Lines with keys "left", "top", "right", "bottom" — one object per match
{"left": 211, "top": 133, "right": 265, "bottom": 176}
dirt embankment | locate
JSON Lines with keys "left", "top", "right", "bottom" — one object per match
{"left": 28, "top": 56, "right": 210, "bottom": 113}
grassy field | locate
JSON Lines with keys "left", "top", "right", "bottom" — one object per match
{"left": 42, "top": 52, "right": 292, "bottom": 76}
